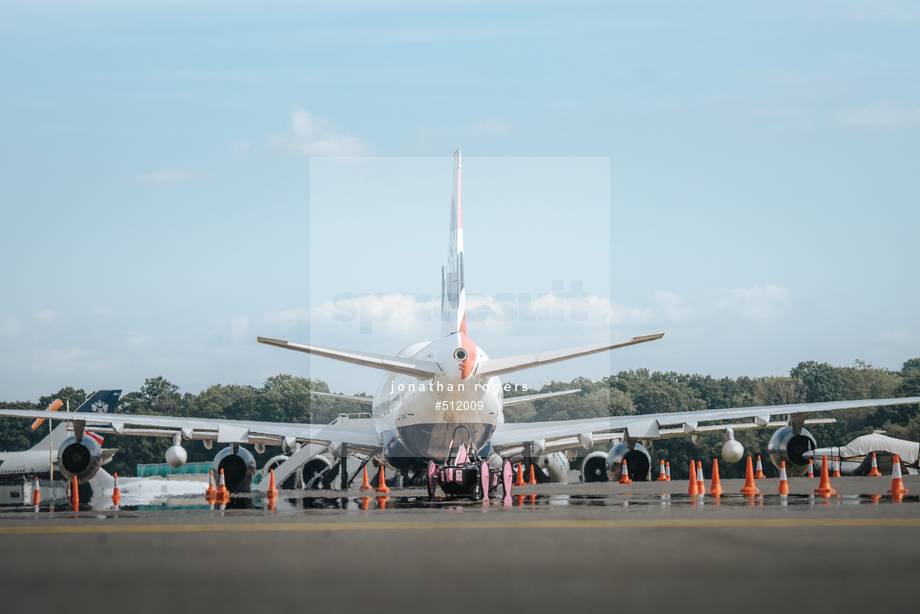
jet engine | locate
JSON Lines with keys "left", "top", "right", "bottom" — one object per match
{"left": 57, "top": 435, "right": 104, "bottom": 484}
{"left": 606, "top": 441, "right": 652, "bottom": 482}
{"left": 580, "top": 451, "right": 609, "bottom": 482}
{"left": 537, "top": 452, "right": 570, "bottom": 483}
{"left": 301, "top": 453, "right": 338, "bottom": 489}
{"left": 212, "top": 445, "right": 257, "bottom": 492}
{"left": 767, "top": 426, "right": 817, "bottom": 477}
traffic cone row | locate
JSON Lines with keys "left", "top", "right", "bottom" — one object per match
{"left": 112, "top": 473, "right": 121, "bottom": 508}
{"left": 832, "top": 457, "right": 841, "bottom": 478}
{"left": 888, "top": 455, "right": 908, "bottom": 501}
{"left": 619, "top": 459, "right": 631, "bottom": 484}
{"left": 868, "top": 453, "right": 882, "bottom": 477}
{"left": 778, "top": 461, "right": 789, "bottom": 495}
{"left": 740, "top": 457, "right": 760, "bottom": 496}
{"left": 514, "top": 463, "right": 526, "bottom": 487}
{"left": 656, "top": 459, "right": 667, "bottom": 481}
{"left": 814, "top": 455, "right": 836, "bottom": 498}
{"left": 216, "top": 468, "right": 230, "bottom": 505}
{"left": 754, "top": 456, "right": 766, "bottom": 479}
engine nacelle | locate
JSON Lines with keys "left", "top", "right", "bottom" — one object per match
{"left": 606, "top": 441, "right": 652, "bottom": 482}
{"left": 768, "top": 426, "right": 817, "bottom": 477}
{"left": 165, "top": 445, "right": 188, "bottom": 469}
{"left": 722, "top": 439, "right": 744, "bottom": 463}
{"left": 581, "top": 451, "right": 609, "bottom": 482}
{"left": 57, "top": 436, "right": 103, "bottom": 484}
{"left": 212, "top": 445, "right": 257, "bottom": 492}
{"left": 301, "top": 453, "right": 337, "bottom": 489}
{"left": 537, "top": 452, "right": 570, "bottom": 483}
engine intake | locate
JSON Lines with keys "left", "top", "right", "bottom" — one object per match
{"left": 302, "top": 454, "right": 338, "bottom": 489}
{"left": 768, "top": 426, "right": 817, "bottom": 477}
{"left": 212, "top": 445, "right": 257, "bottom": 492}
{"left": 606, "top": 442, "right": 652, "bottom": 482}
{"left": 581, "top": 451, "right": 609, "bottom": 482}
{"left": 57, "top": 436, "right": 103, "bottom": 484}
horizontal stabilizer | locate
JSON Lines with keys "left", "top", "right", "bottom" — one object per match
{"left": 477, "top": 334, "right": 664, "bottom": 378}
{"left": 502, "top": 389, "right": 581, "bottom": 406}
{"left": 258, "top": 337, "right": 442, "bottom": 379}
{"left": 311, "top": 391, "right": 374, "bottom": 405}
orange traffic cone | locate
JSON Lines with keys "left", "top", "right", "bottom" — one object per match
{"left": 888, "top": 455, "right": 908, "bottom": 501}
{"left": 687, "top": 460, "right": 699, "bottom": 496}
{"left": 778, "top": 461, "right": 789, "bottom": 495}
{"left": 695, "top": 461, "right": 705, "bottom": 495}
{"left": 266, "top": 469, "right": 278, "bottom": 501}
{"left": 806, "top": 459, "right": 814, "bottom": 478}
{"left": 528, "top": 464, "right": 537, "bottom": 485}
{"left": 656, "top": 459, "right": 667, "bottom": 482}
{"left": 831, "top": 457, "right": 841, "bottom": 477}
{"left": 514, "top": 463, "right": 526, "bottom": 487}
{"left": 868, "top": 452, "right": 882, "bottom": 476}
{"left": 740, "top": 457, "right": 760, "bottom": 496}
{"left": 32, "top": 476, "right": 41, "bottom": 507}
{"left": 665, "top": 461, "right": 671, "bottom": 481}
{"left": 217, "top": 468, "right": 230, "bottom": 505}
{"left": 619, "top": 459, "right": 632, "bottom": 484}
{"left": 205, "top": 470, "right": 216, "bottom": 502}
{"left": 71, "top": 475, "right": 80, "bottom": 511}
{"left": 375, "top": 466, "right": 390, "bottom": 494}
{"left": 754, "top": 456, "right": 766, "bottom": 479}
{"left": 112, "top": 473, "right": 121, "bottom": 507}
{"left": 710, "top": 459, "right": 723, "bottom": 497}
{"left": 359, "top": 466, "right": 372, "bottom": 492}
{"left": 814, "top": 455, "right": 836, "bottom": 498}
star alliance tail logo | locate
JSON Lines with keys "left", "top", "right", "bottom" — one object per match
{"left": 91, "top": 401, "right": 108, "bottom": 413}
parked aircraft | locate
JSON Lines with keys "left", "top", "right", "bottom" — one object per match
{"left": 0, "top": 390, "right": 121, "bottom": 483}
{"left": 1, "top": 152, "right": 917, "bottom": 492}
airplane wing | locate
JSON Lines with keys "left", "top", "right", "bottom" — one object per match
{"left": 490, "top": 396, "right": 920, "bottom": 455}
{"left": 0, "top": 409, "right": 383, "bottom": 455}
{"left": 502, "top": 389, "right": 581, "bottom": 406}
{"left": 257, "top": 337, "right": 441, "bottom": 379}
{"left": 476, "top": 334, "right": 664, "bottom": 378}
{"left": 311, "top": 391, "right": 374, "bottom": 405}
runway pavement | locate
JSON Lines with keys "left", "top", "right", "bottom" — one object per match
{"left": 1, "top": 476, "right": 917, "bottom": 614}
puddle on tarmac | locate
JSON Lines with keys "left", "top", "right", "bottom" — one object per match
{"left": 1, "top": 491, "right": 917, "bottom": 517}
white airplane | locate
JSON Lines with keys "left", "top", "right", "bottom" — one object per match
{"left": 0, "top": 390, "right": 121, "bottom": 482}
{"left": 1, "top": 152, "right": 918, "bottom": 493}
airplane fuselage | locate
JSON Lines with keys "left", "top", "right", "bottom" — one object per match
{"left": 371, "top": 333, "right": 504, "bottom": 467}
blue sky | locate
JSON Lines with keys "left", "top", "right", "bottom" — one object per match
{"left": 1, "top": 0, "right": 918, "bottom": 400}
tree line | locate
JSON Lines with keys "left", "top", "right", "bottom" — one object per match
{"left": 1, "top": 359, "right": 918, "bottom": 479}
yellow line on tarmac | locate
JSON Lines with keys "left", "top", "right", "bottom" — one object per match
{"left": 2, "top": 517, "right": 920, "bottom": 536}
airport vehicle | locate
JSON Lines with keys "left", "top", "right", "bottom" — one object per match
{"left": 0, "top": 390, "right": 121, "bottom": 483}
{"left": 1, "top": 153, "right": 918, "bottom": 492}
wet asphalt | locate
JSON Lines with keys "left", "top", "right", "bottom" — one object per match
{"left": 0, "top": 475, "right": 918, "bottom": 614}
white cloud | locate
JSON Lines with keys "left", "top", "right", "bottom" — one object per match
{"left": 0, "top": 314, "right": 20, "bottom": 337}
{"left": 880, "top": 326, "right": 912, "bottom": 346}
{"left": 268, "top": 106, "right": 373, "bottom": 157}
{"left": 136, "top": 170, "right": 193, "bottom": 185}
{"left": 34, "top": 308, "right": 56, "bottom": 324}
{"left": 263, "top": 309, "right": 311, "bottom": 330}
{"left": 712, "top": 285, "right": 790, "bottom": 322}
{"left": 230, "top": 138, "right": 252, "bottom": 155}
{"left": 837, "top": 103, "right": 920, "bottom": 128}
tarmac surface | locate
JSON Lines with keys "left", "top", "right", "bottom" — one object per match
{"left": 1, "top": 475, "right": 918, "bottom": 614}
